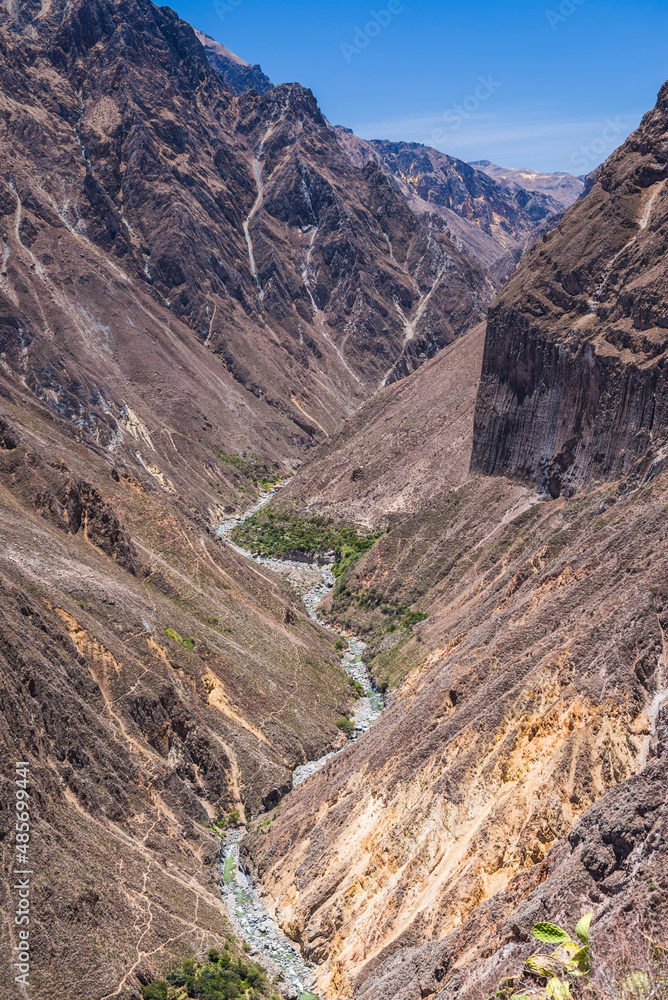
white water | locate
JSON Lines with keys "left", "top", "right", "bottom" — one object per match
{"left": 216, "top": 483, "right": 385, "bottom": 995}
{"left": 222, "top": 830, "right": 319, "bottom": 997}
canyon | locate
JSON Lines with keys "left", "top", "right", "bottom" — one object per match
{"left": 242, "top": 83, "right": 668, "bottom": 1000}
{"left": 0, "top": 1, "right": 665, "bottom": 999}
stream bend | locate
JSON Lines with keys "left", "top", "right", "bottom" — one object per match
{"left": 216, "top": 485, "right": 385, "bottom": 997}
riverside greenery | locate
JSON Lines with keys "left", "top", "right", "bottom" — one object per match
{"left": 230, "top": 508, "right": 382, "bottom": 577}
{"left": 218, "top": 451, "right": 282, "bottom": 490}
{"left": 142, "top": 948, "right": 280, "bottom": 1000}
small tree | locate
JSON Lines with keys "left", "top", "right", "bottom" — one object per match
{"left": 141, "top": 984, "right": 169, "bottom": 1000}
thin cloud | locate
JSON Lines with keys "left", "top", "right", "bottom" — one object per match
{"left": 350, "top": 109, "right": 644, "bottom": 172}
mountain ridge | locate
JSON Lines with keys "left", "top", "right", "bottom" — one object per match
{"left": 470, "top": 158, "right": 585, "bottom": 209}
{"left": 243, "top": 79, "right": 668, "bottom": 1000}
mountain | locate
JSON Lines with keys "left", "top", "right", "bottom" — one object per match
{"left": 0, "top": 0, "right": 498, "bottom": 477}
{"left": 472, "top": 84, "right": 668, "bottom": 496}
{"left": 243, "top": 83, "right": 668, "bottom": 999}
{"left": 194, "top": 29, "right": 273, "bottom": 95}
{"left": 0, "top": 0, "right": 523, "bottom": 991}
{"left": 1, "top": 0, "right": 664, "bottom": 996}
{"left": 470, "top": 158, "right": 585, "bottom": 210}
{"left": 336, "top": 130, "right": 564, "bottom": 283}
{"left": 0, "top": 0, "right": 490, "bottom": 991}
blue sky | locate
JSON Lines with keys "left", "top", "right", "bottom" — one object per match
{"left": 172, "top": 0, "right": 668, "bottom": 173}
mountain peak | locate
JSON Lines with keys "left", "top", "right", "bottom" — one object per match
{"left": 194, "top": 26, "right": 273, "bottom": 95}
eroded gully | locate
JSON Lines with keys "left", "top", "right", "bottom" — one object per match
{"left": 215, "top": 484, "right": 385, "bottom": 998}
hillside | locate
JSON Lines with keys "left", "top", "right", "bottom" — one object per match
{"left": 244, "top": 82, "right": 668, "bottom": 1000}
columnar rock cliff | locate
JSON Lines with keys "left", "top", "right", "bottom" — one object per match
{"left": 243, "top": 83, "right": 668, "bottom": 1000}
{"left": 471, "top": 84, "right": 668, "bottom": 496}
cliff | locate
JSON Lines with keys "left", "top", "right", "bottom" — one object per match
{"left": 244, "top": 83, "right": 668, "bottom": 1000}
{"left": 471, "top": 83, "right": 668, "bottom": 496}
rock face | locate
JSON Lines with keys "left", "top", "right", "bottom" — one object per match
{"left": 336, "top": 130, "right": 563, "bottom": 282}
{"left": 0, "top": 0, "right": 495, "bottom": 469}
{"left": 471, "top": 84, "right": 668, "bottom": 496}
{"left": 470, "top": 159, "right": 585, "bottom": 210}
{"left": 351, "top": 717, "right": 668, "bottom": 1000}
{"left": 244, "top": 83, "right": 668, "bottom": 1000}
{"left": 195, "top": 28, "right": 273, "bottom": 95}
{"left": 0, "top": 385, "right": 354, "bottom": 999}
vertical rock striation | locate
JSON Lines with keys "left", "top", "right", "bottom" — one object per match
{"left": 471, "top": 82, "right": 668, "bottom": 496}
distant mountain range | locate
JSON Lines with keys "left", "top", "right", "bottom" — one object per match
{"left": 470, "top": 158, "right": 585, "bottom": 209}
{"left": 2, "top": 4, "right": 665, "bottom": 999}
{"left": 336, "top": 130, "right": 569, "bottom": 283}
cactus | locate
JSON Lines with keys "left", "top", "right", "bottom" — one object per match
{"left": 487, "top": 914, "right": 592, "bottom": 1000}
{"left": 532, "top": 923, "right": 574, "bottom": 947}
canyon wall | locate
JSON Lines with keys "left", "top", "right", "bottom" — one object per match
{"left": 245, "top": 82, "right": 668, "bottom": 1000}
{"left": 471, "top": 83, "right": 668, "bottom": 496}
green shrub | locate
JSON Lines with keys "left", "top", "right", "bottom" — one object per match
{"left": 401, "top": 611, "right": 428, "bottom": 628}
{"left": 164, "top": 628, "right": 195, "bottom": 652}
{"left": 230, "top": 507, "right": 381, "bottom": 576}
{"left": 218, "top": 451, "right": 281, "bottom": 489}
{"left": 152, "top": 950, "right": 276, "bottom": 1000}
{"left": 349, "top": 678, "right": 365, "bottom": 699}
{"left": 336, "top": 718, "right": 355, "bottom": 734}
{"left": 167, "top": 967, "right": 188, "bottom": 986}
{"left": 141, "top": 984, "right": 168, "bottom": 1000}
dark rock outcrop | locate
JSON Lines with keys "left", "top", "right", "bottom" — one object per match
{"left": 195, "top": 28, "right": 273, "bottom": 95}
{"left": 471, "top": 82, "right": 668, "bottom": 496}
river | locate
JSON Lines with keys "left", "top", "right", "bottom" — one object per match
{"left": 216, "top": 485, "right": 384, "bottom": 999}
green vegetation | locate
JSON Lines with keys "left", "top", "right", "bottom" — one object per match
{"left": 334, "top": 638, "right": 347, "bottom": 653}
{"left": 223, "top": 856, "right": 235, "bottom": 885}
{"left": 164, "top": 628, "right": 196, "bottom": 652}
{"left": 349, "top": 677, "right": 365, "bottom": 699}
{"left": 488, "top": 913, "right": 592, "bottom": 999}
{"left": 142, "top": 947, "right": 282, "bottom": 1000}
{"left": 218, "top": 451, "right": 282, "bottom": 490}
{"left": 231, "top": 507, "right": 382, "bottom": 576}
{"left": 331, "top": 585, "right": 428, "bottom": 631}
{"left": 488, "top": 913, "right": 668, "bottom": 1000}
{"left": 336, "top": 717, "right": 355, "bottom": 734}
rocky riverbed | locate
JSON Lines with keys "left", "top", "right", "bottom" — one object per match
{"left": 217, "top": 485, "right": 385, "bottom": 998}
{"left": 221, "top": 830, "right": 319, "bottom": 999}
